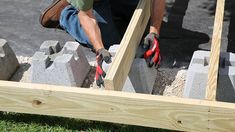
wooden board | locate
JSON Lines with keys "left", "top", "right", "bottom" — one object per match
{"left": 104, "top": 0, "right": 151, "bottom": 91}
{"left": 206, "top": 0, "right": 225, "bottom": 101}
{"left": 0, "top": 80, "right": 235, "bottom": 131}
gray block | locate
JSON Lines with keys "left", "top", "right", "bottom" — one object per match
{"left": 183, "top": 51, "right": 210, "bottom": 99}
{"left": 39, "top": 40, "right": 62, "bottom": 55}
{"left": 0, "top": 39, "right": 19, "bottom": 80}
{"left": 29, "top": 41, "right": 90, "bottom": 87}
{"left": 102, "top": 45, "right": 157, "bottom": 94}
{"left": 129, "top": 59, "right": 157, "bottom": 93}
{"left": 184, "top": 50, "right": 235, "bottom": 103}
{"left": 217, "top": 52, "right": 235, "bottom": 102}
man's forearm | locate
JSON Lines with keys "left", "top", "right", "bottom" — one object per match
{"left": 78, "top": 9, "right": 104, "bottom": 51}
{"left": 150, "top": 0, "right": 165, "bottom": 35}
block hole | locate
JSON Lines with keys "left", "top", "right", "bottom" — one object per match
{"left": 48, "top": 47, "right": 55, "bottom": 55}
{"left": 203, "top": 57, "right": 209, "bottom": 66}
{"left": 191, "top": 57, "right": 209, "bottom": 66}
{"left": 219, "top": 57, "right": 235, "bottom": 68}
{"left": 220, "top": 58, "right": 226, "bottom": 68}
{"left": 45, "top": 57, "right": 53, "bottom": 69}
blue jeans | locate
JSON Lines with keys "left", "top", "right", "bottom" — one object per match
{"left": 59, "top": 0, "right": 139, "bottom": 49}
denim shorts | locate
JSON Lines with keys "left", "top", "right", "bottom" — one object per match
{"left": 60, "top": 0, "right": 139, "bottom": 49}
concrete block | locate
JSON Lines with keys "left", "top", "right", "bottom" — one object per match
{"left": 183, "top": 50, "right": 210, "bottom": 99}
{"left": 29, "top": 41, "right": 90, "bottom": 87}
{"left": 102, "top": 45, "right": 157, "bottom": 94}
{"left": 0, "top": 39, "right": 19, "bottom": 80}
{"left": 129, "top": 59, "right": 157, "bottom": 93}
{"left": 39, "top": 40, "right": 62, "bottom": 55}
{"left": 217, "top": 52, "right": 235, "bottom": 102}
{"left": 183, "top": 50, "right": 235, "bottom": 103}
{"left": 108, "top": 45, "right": 120, "bottom": 57}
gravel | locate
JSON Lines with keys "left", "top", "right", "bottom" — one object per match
{"left": 152, "top": 68, "right": 186, "bottom": 97}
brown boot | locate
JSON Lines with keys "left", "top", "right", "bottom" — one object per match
{"left": 40, "top": 0, "right": 69, "bottom": 28}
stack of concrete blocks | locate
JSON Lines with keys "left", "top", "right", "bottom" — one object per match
{"left": 29, "top": 41, "right": 90, "bottom": 87}
{"left": 0, "top": 39, "right": 19, "bottom": 80}
{"left": 102, "top": 45, "right": 158, "bottom": 94}
{"left": 184, "top": 50, "right": 235, "bottom": 103}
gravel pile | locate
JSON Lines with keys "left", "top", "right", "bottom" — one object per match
{"left": 152, "top": 68, "right": 186, "bottom": 97}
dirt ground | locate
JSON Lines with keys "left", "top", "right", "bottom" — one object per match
{"left": 11, "top": 56, "right": 187, "bottom": 97}
{"left": 153, "top": 68, "right": 186, "bottom": 97}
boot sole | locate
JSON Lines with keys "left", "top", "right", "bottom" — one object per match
{"left": 39, "top": 0, "right": 62, "bottom": 28}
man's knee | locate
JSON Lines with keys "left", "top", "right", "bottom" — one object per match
{"left": 78, "top": 9, "right": 94, "bottom": 18}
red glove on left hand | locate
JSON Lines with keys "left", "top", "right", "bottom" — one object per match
{"left": 143, "top": 33, "right": 161, "bottom": 67}
{"left": 96, "top": 48, "right": 112, "bottom": 87}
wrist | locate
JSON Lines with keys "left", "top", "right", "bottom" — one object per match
{"left": 149, "top": 26, "right": 160, "bottom": 36}
{"left": 149, "top": 32, "right": 160, "bottom": 40}
{"left": 96, "top": 48, "right": 112, "bottom": 64}
{"left": 95, "top": 46, "right": 104, "bottom": 53}
{"left": 96, "top": 48, "right": 104, "bottom": 55}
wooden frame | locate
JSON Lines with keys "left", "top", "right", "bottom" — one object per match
{"left": 0, "top": 81, "right": 234, "bottom": 131}
{"left": 0, "top": 0, "right": 233, "bottom": 131}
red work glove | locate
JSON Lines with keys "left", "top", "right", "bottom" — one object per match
{"left": 96, "top": 48, "right": 112, "bottom": 87}
{"left": 143, "top": 32, "right": 161, "bottom": 67}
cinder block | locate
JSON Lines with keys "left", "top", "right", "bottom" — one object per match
{"left": 29, "top": 41, "right": 90, "bottom": 87}
{"left": 217, "top": 52, "right": 235, "bottom": 102}
{"left": 0, "top": 39, "right": 19, "bottom": 80}
{"left": 129, "top": 59, "right": 157, "bottom": 93}
{"left": 183, "top": 51, "right": 209, "bottom": 99}
{"left": 183, "top": 50, "right": 235, "bottom": 103}
{"left": 102, "top": 45, "right": 157, "bottom": 94}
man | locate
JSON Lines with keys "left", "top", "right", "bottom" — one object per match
{"left": 40, "top": 0, "right": 165, "bottom": 87}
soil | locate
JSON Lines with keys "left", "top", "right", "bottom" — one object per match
{"left": 152, "top": 68, "right": 186, "bottom": 97}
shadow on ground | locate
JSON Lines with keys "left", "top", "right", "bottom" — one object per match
{"left": 0, "top": 112, "right": 173, "bottom": 132}
{"left": 200, "top": 0, "right": 235, "bottom": 53}
{"left": 153, "top": 0, "right": 212, "bottom": 95}
{"left": 160, "top": 0, "right": 210, "bottom": 68}
{"left": 226, "top": 1, "right": 235, "bottom": 53}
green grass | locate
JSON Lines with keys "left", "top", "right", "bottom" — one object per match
{"left": 0, "top": 112, "right": 173, "bottom": 132}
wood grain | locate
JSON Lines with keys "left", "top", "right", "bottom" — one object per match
{"left": 206, "top": 0, "right": 225, "bottom": 101}
{"left": 104, "top": 0, "right": 151, "bottom": 91}
{"left": 0, "top": 80, "right": 235, "bottom": 131}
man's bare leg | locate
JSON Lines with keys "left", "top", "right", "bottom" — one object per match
{"left": 78, "top": 9, "right": 111, "bottom": 86}
{"left": 78, "top": 9, "right": 104, "bottom": 51}
{"left": 150, "top": 0, "right": 165, "bottom": 34}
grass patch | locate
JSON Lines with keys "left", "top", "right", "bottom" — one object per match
{"left": 0, "top": 112, "right": 173, "bottom": 132}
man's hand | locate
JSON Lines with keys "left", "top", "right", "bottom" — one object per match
{"left": 96, "top": 48, "right": 112, "bottom": 87}
{"left": 143, "top": 32, "right": 161, "bottom": 67}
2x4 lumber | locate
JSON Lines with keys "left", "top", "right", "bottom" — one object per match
{"left": 0, "top": 80, "right": 235, "bottom": 131}
{"left": 206, "top": 0, "right": 225, "bottom": 101}
{"left": 104, "top": 0, "right": 151, "bottom": 91}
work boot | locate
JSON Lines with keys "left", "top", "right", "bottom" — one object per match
{"left": 40, "top": 0, "right": 69, "bottom": 28}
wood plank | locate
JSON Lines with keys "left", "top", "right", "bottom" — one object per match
{"left": 0, "top": 80, "right": 235, "bottom": 131}
{"left": 206, "top": 0, "right": 225, "bottom": 101}
{"left": 104, "top": 0, "right": 151, "bottom": 91}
